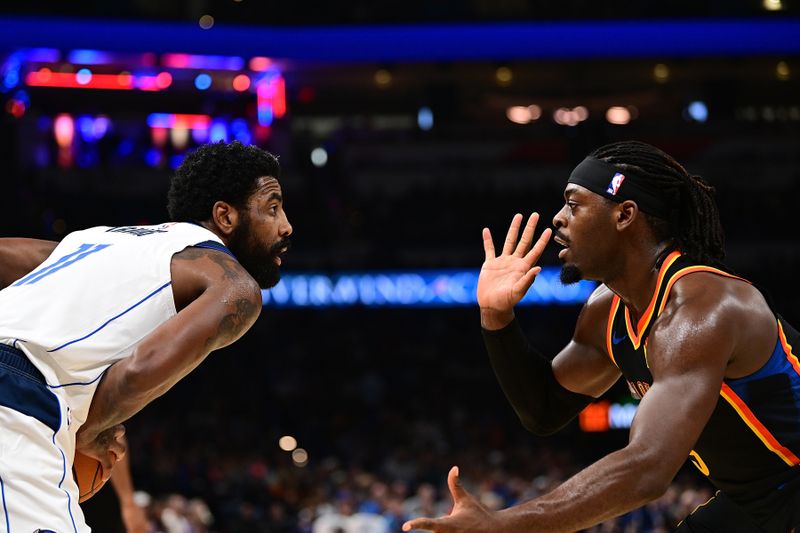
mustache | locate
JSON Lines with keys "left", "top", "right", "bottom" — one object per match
{"left": 269, "top": 238, "right": 292, "bottom": 255}
{"left": 553, "top": 230, "right": 570, "bottom": 245}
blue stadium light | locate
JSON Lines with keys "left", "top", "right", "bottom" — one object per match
{"left": 18, "top": 48, "right": 61, "bottom": 62}
{"left": 209, "top": 120, "right": 228, "bottom": 142}
{"left": 417, "top": 107, "right": 434, "bottom": 131}
{"left": 75, "top": 68, "right": 92, "bottom": 85}
{"left": 194, "top": 73, "right": 212, "bottom": 90}
{"left": 67, "top": 49, "right": 113, "bottom": 65}
{"left": 686, "top": 101, "right": 709, "bottom": 122}
{"left": 261, "top": 268, "right": 596, "bottom": 308}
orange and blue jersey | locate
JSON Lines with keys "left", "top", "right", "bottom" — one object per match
{"left": 605, "top": 251, "right": 800, "bottom": 520}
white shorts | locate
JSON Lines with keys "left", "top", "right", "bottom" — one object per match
{"left": 0, "top": 347, "right": 89, "bottom": 533}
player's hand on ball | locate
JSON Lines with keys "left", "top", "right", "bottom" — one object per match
{"left": 478, "top": 213, "right": 552, "bottom": 313}
{"left": 402, "top": 467, "right": 503, "bottom": 533}
{"left": 76, "top": 423, "right": 127, "bottom": 481}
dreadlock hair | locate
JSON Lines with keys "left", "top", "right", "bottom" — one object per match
{"left": 590, "top": 140, "right": 726, "bottom": 268}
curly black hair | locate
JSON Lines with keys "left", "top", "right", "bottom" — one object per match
{"left": 167, "top": 141, "right": 281, "bottom": 222}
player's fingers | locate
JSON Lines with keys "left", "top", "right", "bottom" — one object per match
{"left": 447, "top": 466, "right": 468, "bottom": 502}
{"left": 402, "top": 517, "right": 443, "bottom": 532}
{"left": 501, "top": 214, "right": 523, "bottom": 256}
{"left": 482, "top": 228, "right": 495, "bottom": 262}
{"left": 513, "top": 213, "right": 539, "bottom": 257}
{"left": 524, "top": 227, "right": 553, "bottom": 264}
{"left": 512, "top": 267, "right": 541, "bottom": 298}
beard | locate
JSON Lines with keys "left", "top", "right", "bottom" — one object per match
{"left": 559, "top": 263, "right": 584, "bottom": 285}
{"left": 228, "top": 216, "right": 290, "bottom": 289}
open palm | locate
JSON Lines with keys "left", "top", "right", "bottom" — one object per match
{"left": 477, "top": 213, "right": 552, "bottom": 312}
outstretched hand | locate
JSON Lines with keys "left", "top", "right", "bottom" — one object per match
{"left": 402, "top": 467, "right": 503, "bottom": 533}
{"left": 478, "top": 213, "right": 552, "bottom": 315}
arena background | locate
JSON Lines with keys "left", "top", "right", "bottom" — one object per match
{"left": 1, "top": 2, "right": 799, "bottom": 531}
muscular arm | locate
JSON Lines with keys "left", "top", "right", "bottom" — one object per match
{"left": 0, "top": 238, "right": 58, "bottom": 288}
{"left": 76, "top": 247, "right": 262, "bottom": 447}
{"left": 483, "top": 285, "right": 621, "bottom": 435}
{"left": 491, "top": 282, "right": 736, "bottom": 532}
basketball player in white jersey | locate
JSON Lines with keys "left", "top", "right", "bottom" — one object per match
{"left": 0, "top": 141, "right": 292, "bottom": 532}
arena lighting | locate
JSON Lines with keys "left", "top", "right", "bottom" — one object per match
{"left": 278, "top": 436, "right": 298, "bottom": 451}
{"left": 249, "top": 57, "right": 271, "bottom": 71}
{"left": 53, "top": 114, "right": 74, "bottom": 147}
{"left": 67, "top": 49, "right": 112, "bottom": 65}
{"left": 653, "top": 63, "right": 670, "bottom": 83}
{"left": 232, "top": 73, "right": 250, "bottom": 91}
{"left": 209, "top": 120, "right": 229, "bottom": 142}
{"left": 162, "top": 53, "right": 244, "bottom": 71}
{"left": 256, "top": 73, "right": 286, "bottom": 125}
{"left": 606, "top": 106, "right": 631, "bottom": 125}
{"left": 146, "top": 113, "right": 212, "bottom": 129}
{"left": 374, "top": 69, "right": 392, "bottom": 87}
{"left": 776, "top": 61, "right": 790, "bottom": 81}
{"left": 685, "top": 100, "right": 709, "bottom": 122}
{"left": 417, "top": 106, "right": 434, "bottom": 130}
{"left": 495, "top": 66, "right": 513, "bottom": 86}
{"left": 763, "top": 0, "right": 783, "bottom": 11}
{"left": 506, "top": 106, "right": 532, "bottom": 125}
{"left": 310, "top": 147, "right": 328, "bottom": 167}
{"left": 292, "top": 448, "right": 309, "bottom": 467}
{"left": 75, "top": 68, "right": 92, "bottom": 85}
{"left": 553, "top": 107, "right": 588, "bottom": 126}
{"left": 26, "top": 70, "right": 169, "bottom": 91}
{"left": 261, "top": 268, "right": 596, "bottom": 308}
{"left": 579, "top": 401, "right": 638, "bottom": 432}
{"left": 198, "top": 15, "right": 215, "bottom": 30}
{"left": 194, "top": 73, "right": 212, "bottom": 90}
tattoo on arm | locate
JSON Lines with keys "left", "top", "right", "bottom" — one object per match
{"left": 205, "top": 297, "right": 259, "bottom": 350}
{"left": 175, "top": 247, "right": 241, "bottom": 281}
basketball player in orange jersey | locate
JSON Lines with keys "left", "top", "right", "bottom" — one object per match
{"left": 0, "top": 141, "right": 291, "bottom": 531}
{"left": 405, "top": 141, "right": 800, "bottom": 532}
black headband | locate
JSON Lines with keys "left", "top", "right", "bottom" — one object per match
{"left": 567, "top": 157, "right": 675, "bottom": 220}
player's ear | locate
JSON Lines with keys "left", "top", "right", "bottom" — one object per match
{"left": 211, "top": 201, "right": 239, "bottom": 236}
{"left": 616, "top": 200, "right": 639, "bottom": 231}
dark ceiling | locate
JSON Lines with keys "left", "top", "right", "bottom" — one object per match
{"left": 1, "top": 0, "right": 797, "bottom": 25}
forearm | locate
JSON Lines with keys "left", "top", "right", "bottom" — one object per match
{"left": 110, "top": 438, "right": 136, "bottom": 506}
{"left": 79, "top": 343, "right": 206, "bottom": 441}
{"left": 498, "top": 446, "right": 670, "bottom": 532}
{"left": 483, "top": 318, "right": 593, "bottom": 435}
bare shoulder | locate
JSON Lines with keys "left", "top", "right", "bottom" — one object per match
{"left": 652, "top": 271, "right": 775, "bottom": 377}
{"left": 665, "top": 272, "right": 770, "bottom": 325}
{"left": 573, "top": 283, "right": 615, "bottom": 346}
{"left": 170, "top": 246, "right": 262, "bottom": 314}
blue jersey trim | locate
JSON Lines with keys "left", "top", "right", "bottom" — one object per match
{"left": 0, "top": 473, "right": 9, "bottom": 533}
{"left": 47, "top": 281, "right": 172, "bottom": 353}
{"left": 46, "top": 370, "right": 105, "bottom": 389}
{"left": 193, "top": 240, "right": 236, "bottom": 259}
{"left": 52, "top": 431, "right": 77, "bottom": 533}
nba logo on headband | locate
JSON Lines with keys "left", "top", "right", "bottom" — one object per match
{"left": 606, "top": 172, "right": 626, "bottom": 195}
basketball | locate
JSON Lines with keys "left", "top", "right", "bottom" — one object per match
{"left": 72, "top": 451, "right": 106, "bottom": 502}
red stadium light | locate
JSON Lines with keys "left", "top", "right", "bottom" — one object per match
{"left": 232, "top": 74, "right": 251, "bottom": 92}
{"left": 25, "top": 69, "right": 172, "bottom": 92}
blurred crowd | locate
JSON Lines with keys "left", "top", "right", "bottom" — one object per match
{"left": 78, "top": 306, "right": 713, "bottom": 533}
{"left": 107, "top": 449, "right": 714, "bottom": 533}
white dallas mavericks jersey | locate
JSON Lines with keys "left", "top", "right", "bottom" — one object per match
{"left": 0, "top": 222, "right": 227, "bottom": 429}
